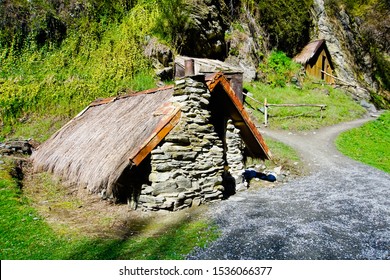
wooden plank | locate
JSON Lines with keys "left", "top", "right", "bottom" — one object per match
{"left": 267, "top": 103, "right": 326, "bottom": 108}
{"left": 130, "top": 106, "right": 181, "bottom": 166}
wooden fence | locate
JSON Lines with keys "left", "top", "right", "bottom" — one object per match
{"left": 243, "top": 92, "right": 326, "bottom": 126}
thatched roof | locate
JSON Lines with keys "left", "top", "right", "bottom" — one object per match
{"left": 293, "top": 39, "right": 334, "bottom": 69}
{"left": 32, "top": 86, "right": 179, "bottom": 195}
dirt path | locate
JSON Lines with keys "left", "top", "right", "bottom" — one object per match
{"left": 187, "top": 116, "right": 390, "bottom": 259}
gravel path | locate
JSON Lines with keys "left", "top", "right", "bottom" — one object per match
{"left": 187, "top": 116, "right": 390, "bottom": 260}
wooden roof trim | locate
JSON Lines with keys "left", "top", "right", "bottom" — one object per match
{"left": 206, "top": 72, "right": 271, "bottom": 160}
{"left": 129, "top": 104, "right": 181, "bottom": 166}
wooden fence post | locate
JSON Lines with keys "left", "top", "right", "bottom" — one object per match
{"left": 264, "top": 98, "right": 268, "bottom": 126}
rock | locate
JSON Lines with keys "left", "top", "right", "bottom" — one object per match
{"left": 360, "top": 99, "right": 377, "bottom": 113}
{"left": 156, "top": 67, "right": 173, "bottom": 81}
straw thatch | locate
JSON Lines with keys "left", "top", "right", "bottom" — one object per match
{"left": 293, "top": 39, "right": 333, "bottom": 67}
{"left": 32, "top": 86, "right": 178, "bottom": 196}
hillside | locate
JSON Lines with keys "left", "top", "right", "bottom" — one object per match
{"left": 0, "top": 0, "right": 389, "bottom": 142}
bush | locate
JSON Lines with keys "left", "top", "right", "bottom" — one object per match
{"left": 258, "top": 51, "right": 301, "bottom": 87}
{"left": 255, "top": 0, "right": 313, "bottom": 57}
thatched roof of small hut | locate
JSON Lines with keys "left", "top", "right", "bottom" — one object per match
{"left": 32, "top": 86, "right": 179, "bottom": 195}
{"left": 293, "top": 39, "right": 334, "bottom": 69}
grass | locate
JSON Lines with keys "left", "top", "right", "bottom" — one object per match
{"left": 245, "top": 81, "right": 366, "bottom": 130}
{"left": 0, "top": 159, "right": 219, "bottom": 260}
{"left": 0, "top": 1, "right": 160, "bottom": 142}
{"left": 336, "top": 110, "right": 390, "bottom": 173}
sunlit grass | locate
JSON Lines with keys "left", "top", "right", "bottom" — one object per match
{"left": 336, "top": 111, "right": 390, "bottom": 173}
{"left": 245, "top": 81, "right": 366, "bottom": 130}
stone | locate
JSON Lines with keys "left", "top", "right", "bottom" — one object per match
{"left": 151, "top": 182, "right": 177, "bottom": 195}
{"left": 192, "top": 197, "right": 202, "bottom": 207}
{"left": 139, "top": 195, "right": 156, "bottom": 204}
{"left": 204, "top": 191, "right": 222, "bottom": 200}
{"left": 149, "top": 172, "right": 172, "bottom": 182}
{"left": 155, "top": 196, "right": 166, "bottom": 204}
{"left": 176, "top": 178, "right": 192, "bottom": 190}
{"left": 164, "top": 134, "right": 190, "bottom": 145}
{"left": 183, "top": 198, "right": 193, "bottom": 206}
{"left": 141, "top": 185, "right": 154, "bottom": 195}
{"left": 171, "top": 151, "right": 197, "bottom": 161}
{"left": 155, "top": 163, "right": 174, "bottom": 172}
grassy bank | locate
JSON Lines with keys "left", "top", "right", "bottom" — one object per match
{"left": 0, "top": 2, "right": 158, "bottom": 142}
{"left": 336, "top": 111, "right": 390, "bottom": 173}
{"left": 0, "top": 159, "right": 219, "bottom": 260}
{"left": 245, "top": 81, "right": 366, "bottom": 131}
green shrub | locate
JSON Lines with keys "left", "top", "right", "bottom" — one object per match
{"left": 258, "top": 51, "right": 301, "bottom": 87}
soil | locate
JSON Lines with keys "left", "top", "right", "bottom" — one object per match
{"left": 186, "top": 114, "right": 390, "bottom": 259}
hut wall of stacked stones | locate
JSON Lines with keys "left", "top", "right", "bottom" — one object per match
{"left": 138, "top": 75, "right": 247, "bottom": 211}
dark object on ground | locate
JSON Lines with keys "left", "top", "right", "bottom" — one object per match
{"left": 243, "top": 169, "right": 277, "bottom": 182}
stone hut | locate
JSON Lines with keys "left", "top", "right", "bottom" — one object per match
{"left": 293, "top": 39, "right": 335, "bottom": 84}
{"left": 32, "top": 69, "right": 271, "bottom": 211}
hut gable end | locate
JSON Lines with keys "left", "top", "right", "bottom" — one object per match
{"left": 293, "top": 39, "right": 335, "bottom": 84}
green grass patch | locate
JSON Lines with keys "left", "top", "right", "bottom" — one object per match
{"left": 245, "top": 81, "right": 366, "bottom": 130}
{"left": 246, "top": 136, "right": 304, "bottom": 178}
{"left": 0, "top": 160, "right": 219, "bottom": 260}
{"left": 335, "top": 111, "right": 390, "bottom": 173}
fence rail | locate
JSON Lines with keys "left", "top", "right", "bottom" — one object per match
{"left": 243, "top": 92, "right": 326, "bottom": 126}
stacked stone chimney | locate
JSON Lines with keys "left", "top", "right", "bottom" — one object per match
{"left": 138, "top": 75, "right": 225, "bottom": 211}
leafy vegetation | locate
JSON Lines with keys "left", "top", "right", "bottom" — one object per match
{"left": 336, "top": 111, "right": 390, "bottom": 173}
{"left": 258, "top": 50, "right": 301, "bottom": 87}
{"left": 240, "top": 0, "right": 313, "bottom": 57}
{"left": 0, "top": 1, "right": 159, "bottom": 140}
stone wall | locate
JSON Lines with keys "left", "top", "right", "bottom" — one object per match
{"left": 226, "top": 120, "right": 247, "bottom": 191}
{"left": 138, "top": 75, "right": 225, "bottom": 211}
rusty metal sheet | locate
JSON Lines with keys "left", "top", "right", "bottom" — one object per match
{"left": 129, "top": 104, "right": 181, "bottom": 166}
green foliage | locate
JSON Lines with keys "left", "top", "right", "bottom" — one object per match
{"left": 258, "top": 51, "right": 301, "bottom": 87}
{"left": 0, "top": 1, "right": 159, "bottom": 140}
{"left": 336, "top": 111, "right": 390, "bottom": 173}
{"left": 153, "top": 0, "right": 192, "bottom": 50}
{"left": 254, "top": 0, "right": 313, "bottom": 56}
{"left": 0, "top": 0, "right": 139, "bottom": 52}
{"left": 244, "top": 81, "right": 366, "bottom": 130}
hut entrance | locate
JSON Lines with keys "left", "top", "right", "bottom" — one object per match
{"left": 113, "top": 154, "right": 151, "bottom": 208}
{"left": 321, "top": 55, "right": 326, "bottom": 80}
{"left": 208, "top": 84, "right": 238, "bottom": 197}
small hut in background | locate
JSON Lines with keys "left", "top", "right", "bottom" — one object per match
{"left": 294, "top": 39, "right": 335, "bottom": 84}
